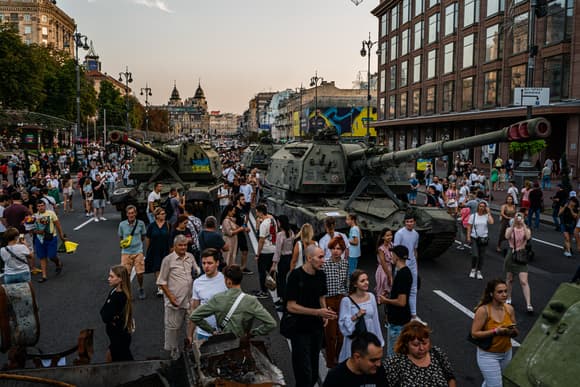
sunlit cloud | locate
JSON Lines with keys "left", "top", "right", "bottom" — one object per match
{"left": 132, "top": 0, "right": 174, "bottom": 13}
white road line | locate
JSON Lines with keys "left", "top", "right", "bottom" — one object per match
{"left": 73, "top": 218, "right": 94, "bottom": 230}
{"left": 531, "top": 237, "right": 562, "bottom": 250}
{"left": 433, "top": 289, "right": 520, "bottom": 347}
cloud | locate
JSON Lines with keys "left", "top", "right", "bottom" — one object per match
{"left": 132, "top": 0, "right": 174, "bottom": 13}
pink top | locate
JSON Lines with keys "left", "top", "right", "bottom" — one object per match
{"left": 446, "top": 189, "right": 458, "bottom": 200}
{"left": 521, "top": 188, "right": 531, "bottom": 201}
{"left": 378, "top": 244, "right": 393, "bottom": 266}
{"left": 506, "top": 226, "right": 530, "bottom": 251}
{"left": 461, "top": 207, "right": 471, "bottom": 227}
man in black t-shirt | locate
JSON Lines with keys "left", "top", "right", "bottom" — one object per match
{"left": 233, "top": 193, "right": 252, "bottom": 274}
{"left": 323, "top": 332, "right": 387, "bottom": 387}
{"left": 198, "top": 216, "right": 228, "bottom": 270}
{"left": 378, "top": 245, "right": 412, "bottom": 357}
{"left": 551, "top": 184, "right": 569, "bottom": 230}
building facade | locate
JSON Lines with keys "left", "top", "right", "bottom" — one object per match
{"left": 162, "top": 82, "right": 210, "bottom": 136}
{"left": 372, "top": 0, "right": 579, "bottom": 176}
{"left": 209, "top": 111, "right": 240, "bottom": 136}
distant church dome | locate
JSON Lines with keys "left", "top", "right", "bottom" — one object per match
{"left": 170, "top": 82, "right": 180, "bottom": 101}
{"left": 194, "top": 82, "right": 205, "bottom": 99}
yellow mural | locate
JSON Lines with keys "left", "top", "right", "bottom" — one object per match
{"left": 291, "top": 107, "right": 377, "bottom": 137}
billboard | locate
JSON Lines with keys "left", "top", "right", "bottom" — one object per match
{"left": 292, "top": 106, "right": 377, "bottom": 137}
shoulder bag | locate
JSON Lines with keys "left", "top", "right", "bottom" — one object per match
{"left": 4, "top": 247, "right": 29, "bottom": 266}
{"left": 511, "top": 229, "right": 528, "bottom": 264}
{"left": 347, "top": 296, "right": 368, "bottom": 339}
{"left": 218, "top": 292, "right": 246, "bottom": 332}
{"left": 280, "top": 311, "right": 299, "bottom": 339}
{"left": 472, "top": 213, "right": 489, "bottom": 246}
{"left": 120, "top": 221, "right": 139, "bottom": 249}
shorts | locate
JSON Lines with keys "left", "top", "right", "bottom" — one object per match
{"left": 407, "top": 191, "right": 418, "bottom": 201}
{"left": 237, "top": 233, "right": 248, "bottom": 252}
{"left": 3, "top": 271, "right": 31, "bottom": 284}
{"left": 93, "top": 199, "right": 106, "bottom": 208}
{"left": 561, "top": 224, "right": 575, "bottom": 234}
{"left": 35, "top": 236, "right": 58, "bottom": 259}
{"left": 122, "top": 253, "right": 145, "bottom": 274}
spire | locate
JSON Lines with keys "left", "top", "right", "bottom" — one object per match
{"left": 194, "top": 81, "right": 205, "bottom": 99}
{"left": 86, "top": 40, "right": 98, "bottom": 58}
{"left": 170, "top": 80, "right": 181, "bottom": 101}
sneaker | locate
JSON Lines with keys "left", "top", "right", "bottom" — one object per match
{"left": 94, "top": 218, "right": 99, "bottom": 223}
{"left": 456, "top": 245, "right": 465, "bottom": 250}
{"left": 85, "top": 212, "right": 91, "bottom": 217}
{"left": 157, "top": 288, "right": 164, "bottom": 297}
{"left": 100, "top": 217, "right": 107, "bottom": 221}
{"left": 411, "top": 316, "right": 428, "bottom": 325}
{"left": 138, "top": 288, "right": 146, "bottom": 300}
{"left": 527, "top": 305, "right": 534, "bottom": 314}
{"left": 564, "top": 251, "right": 572, "bottom": 257}
{"left": 242, "top": 268, "right": 254, "bottom": 275}
{"left": 476, "top": 271, "right": 484, "bottom": 280}
{"left": 31, "top": 268, "right": 43, "bottom": 275}
{"left": 469, "top": 269, "right": 476, "bottom": 279}
{"left": 506, "top": 298, "right": 512, "bottom": 305}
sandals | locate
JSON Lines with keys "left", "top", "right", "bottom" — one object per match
{"left": 37, "top": 277, "right": 48, "bottom": 283}
{"left": 55, "top": 262, "right": 64, "bottom": 275}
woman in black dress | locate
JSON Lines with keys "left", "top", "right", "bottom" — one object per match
{"left": 100, "top": 265, "right": 134, "bottom": 362}
{"left": 145, "top": 207, "right": 172, "bottom": 296}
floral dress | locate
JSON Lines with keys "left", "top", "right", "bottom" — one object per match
{"left": 375, "top": 243, "right": 393, "bottom": 297}
{"left": 384, "top": 346, "right": 456, "bottom": 387}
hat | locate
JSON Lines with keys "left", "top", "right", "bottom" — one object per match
{"left": 570, "top": 191, "right": 577, "bottom": 198}
{"left": 390, "top": 245, "right": 409, "bottom": 260}
{"left": 30, "top": 187, "right": 40, "bottom": 193}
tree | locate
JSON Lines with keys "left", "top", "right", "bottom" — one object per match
{"left": 147, "top": 108, "right": 169, "bottom": 133}
{"left": 509, "top": 139, "right": 547, "bottom": 158}
{"left": 97, "top": 81, "right": 125, "bottom": 127}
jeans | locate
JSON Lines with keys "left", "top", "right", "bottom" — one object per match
{"left": 147, "top": 212, "right": 155, "bottom": 224}
{"left": 290, "top": 330, "right": 323, "bottom": 387}
{"left": 348, "top": 256, "right": 359, "bottom": 275}
{"left": 477, "top": 348, "right": 512, "bottom": 387}
{"left": 386, "top": 323, "right": 404, "bottom": 357}
{"left": 3, "top": 271, "right": 31, "bottom": 284}
{"left": 552, "top": 206, "right": 561, "bottom": 228}
{"left": 527, "top": 207, "right": 541, "bottom": 230}
{"left": 542, "top": 175, "right": 551, "bottom": 190}
{"left": 471, "top": 240, "right": 486, "bottom": 271}
{"left": 407, "top": 262, "right": 418, "bottom": 316}
{"left": 258, "top": 253, "right": 274, "bottom": 292}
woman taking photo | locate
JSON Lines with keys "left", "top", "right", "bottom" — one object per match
{"left": 0, "top": 227, "right": 33, "bottom": 284}
{"left": 290, "top": 223, "right": 317, "bottom": 270}
{"left": 471, "top": 279, "right": 518, "bottom": 387}
{"left": 505, "top": 213, "right": 533, "bottom": 312}
{"left": 496, "top": 195, "right": 517, "bottom": 252}
{"left": 270, "top": 215, "right": 295, "bottom": 310}
{"left": 100, "top": 265, "right": 134, "bottom": 362}
{"left": 375, "top": 228, "right": 393, "bottom": 298}
{"left": 220, "top": 204, "right": 244, "bottom": 266}
{"left": 384, "top": 321, "right": 456, "bottom": 386}
{"left": 338, "top": 269, "right": 384, "bottom": 363}
{"left": 466, "top": 201, "right": 494, "bottom": 280}
{"left": 559, "top": 197, "right": 579, "bottom": 257}
{"left": 145, "top": 207, "right": 172, "bottom": 296}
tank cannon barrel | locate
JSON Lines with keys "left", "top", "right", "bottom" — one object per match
{"left": 109, "top": 130, "right": 175, "bottom": 163}
{"left": 350, "top": 118, "right": 551, "bottom": 173}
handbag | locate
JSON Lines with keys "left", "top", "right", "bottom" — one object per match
{"left": 347, "top": 296, "right": 368, "bottom": 339}
{"left": 280, "top": 312, "right": 298, "bottom": 339}
{"left": 511, "top": 230, "right": 528, "bottom": 264}
{"left": 120, "top": 221, "right": 139, "bottom": 249}
{"left": 472, "top": 213, "right": 489, "bottom": 246}
{"left": 265, "top": 271, "right": 277, "bottom": 290}
{"left": 467, "top": 332, "right": 493, "bottom": 350}
{"left": 4, "top": 247, "right": 29, "bottom": 266}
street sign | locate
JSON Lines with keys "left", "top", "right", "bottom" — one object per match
{"left": 488, "top": 144, "right": 496, "bottom": 154}
{"left": 514, "top": 87, "right": 550, "bottom": 106}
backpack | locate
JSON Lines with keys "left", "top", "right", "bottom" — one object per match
{"left": 162, "top": 197, "right": 175, "bottom": 220}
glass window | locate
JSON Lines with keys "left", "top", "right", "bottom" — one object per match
{"left": 41, "top": 15, "right": 47, "bottom": 23}
{"left": 401, "top": 60, "right": 408, "bottom": 87}
{"left": 443, "top": 81, "right": 455, "bottom": 112}
{"left": 381, "top": 14, "right": 388, "bottom": 37}
{"left": 24, "top": 25, "right": 32, "bottom": 34}
{"left": 381, "top": 42, "right": 387, "bottom": 65}
{"left": 42, "top": 27, "right": 48, "bottom": 36}
{"left": 428, "top": 13, "right": 439, "bottom": 44}
{"left": 512, "top": 12, "right": 528, "bottom": 54}
{"left": 412, "top": 89, "right": 421, "bottom": 115}
{"left": 444, "top": 42, "right": 454, "bottom": 74}
{"left": 462, "top": 77, "right": 474, "bottom": 110}
{"left": 464, "top": 0, "right": 479, "bottom": 27}
{"left": 402, "top": 0, "right": 410, "bottom": 24}
{"left": 486, "top": 0, "right": 505, "bottom": 17}
{"left": 401, "top": 29, "right": 410, "bottom": 56}
{"left": 545, "top": 0, "right": 574, "bottom": 45}
{"left": 413, "top": 55, "right": 422, "bottom": 83}
{"left": 444, "top": 3, "right": 457, "bottom": 36}
{"left": 24, "top": 14, "right": 31, "bottom": 22}
{"left": 463, "top": 34, "right": 475, "bottom": 68}
{"left": 485, "top": 24, "right": 503, "bottom": 61}
{"left": 400, "top": 92, "right": 408, "bottom": 117}
{"left": 426, "top": 86, "right": 436, "bottom": 114}
{"left": 414, "top": 21, "right": 423, "bottom": 50}
{"left": 390, "top": 35, "right": 398, "bottom": 61}
{"left": 390, "top": 65, "right": 397, "bottom": 90}
{"left": 380, "top": 97, "right": 386, "bottom": 120}
{"left": 427, "top": 49, "right": 437, "bottom": 79}
{"left": 414, "top": 0, "right": 424, "bottom": 17}
{"left": 511, "top": 64, "right": 526, "bottom": 104}
{"left": 389, "top": 95, "right": 397, "bottom": 119}
{"left": 380, "top": 70, "right": 386, "bottom": 92}
{"left": 543, "top": 54, "right": 570, "bottom": 100}
{"left": 484, "top": 71, "right": 501, "bottom": 106}
{"left": 391, "top": 5, "right": 399, "bottom": 31}
{"left": 429, "top": 0, "right": 439, "bottom": 8}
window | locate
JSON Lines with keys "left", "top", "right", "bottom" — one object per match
{"left": 41, "top": 15, "right": 47, "bottom": 23}
{"left": 512, "top": 12, "right": 528, "bottom": 54}
{"left": 24, "top": 14, "right": 31, "bottom": 22}
{"left": 414, "top": 21, "right": 423, "bottom": 50}
{"left": 462, "top": 77, "right": 474, "bottom": 110}
{"left": 545, "top": 0, "right": 574, "bottom": 45}
{"left": 390, "top": 65, "right": 397, "bottom": 90}
{"left": 380, "top": 98, "right": 386, "bottom": 120}
{"left": 464, "top": 0, "right": 479, "bottom": 27}
{"left": 381, "top": 42, "right": 387, "bottom": 65}
{"left": 543, "top": 54, "right": 570, "bottom": 100}
{"left": 414, "top": 0, "right": 424, "bottom": 17}
{"left": 412, "top": 89, "right": 421, "bottom": 115}
{"left": 390, "top": 35, "right": 398, "bottom": 61}
{"left": 463, "top": 34, "right": 475, "bottom": 68}
{"left": 443, "top": 81, "right": 454, "bottom": 112}
{"left": 444, "top": 3, "right": 457, "bottom": 36}
{"left": 486, "top": 0, "right": 504, "bottom": 17}
{"left": 381, "top": 14, "right": 388, "bottom": 37}
{"left": 401, "top": 29, "right": 410, "bottom": 56}
{"left": 484, "top": 71, "right": 501, "bottom": 106}
{"left": 24, "top": 26, "right": 32, "bottom": 34}
{"left": 402, "top": 0, "right": 410, "bottom": 24}
{"left": 400, "top": 92, "right": 408, "bottom": 117}
{"left": 511, "top": 64, "right": 526, "bottom": 104}
{"left": 389, "top": 95, "right": 397, "bottom": 119}
{"left": 426, "top": 86, "right": 436, "bottom": 114}
{"left": 391, "top": 5, "right": 399, "bottom": 31}
{"left": 42, "top": 27, "right": 48, "bottom": 36}
{"left": 444, "top": 42, "right": 454, "bottom": 73}
{"left": 413, "top": 55, "right": 421, "bottom": 83}
{"left": 485, "top": 24, "right": 502, "bottom": 61}
{"left": 429, "top": 0, "right": 439, "bottom": 8}
{"left": 427, "top": 49, "right": 437, "bottom": 79}
{"left": 428, "top": 13, "right": 439, "bottom": 44}
{"left": 401, "top": 60, "right": 408, "bottom": 87}
{"left": 380, "top": 70, "right": 386, "bottom": 92}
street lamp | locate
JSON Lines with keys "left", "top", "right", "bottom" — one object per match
{"left": 360, "top": 32, "right": 377, "bottom": 144}
{"left": 140, "top": 83, "right": 152, "bottom": 139}
{"left": 309, "top": 71, "right": 324, "bottom": 132}
{"left": 295, "top": 84, "right": 304, "bottom": 138}
{"left": 73, "top": 30, "right": 89, "bottom": 166}
{"left": 118, "top": 66, "right": 133, "bottom": 132}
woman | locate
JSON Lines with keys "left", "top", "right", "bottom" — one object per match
{"left": 270, "top": 215, "right": 294, "bottom": 310}
{"left": 471, "top": 279, "right": 518, "bottom": 387}
{"left": 145, "top": 207, "right": 172, "bottom": 296}
{"left": 408, "top": 172, "right": 419, "bottom": 204}
{"left": 220, "top": 204, "right": 244, "bottom": 266}
{"left": 290, "top": 223, "right": 317, "bottom": 270}
{"left": 559, "top": 197, "right": 579, "bottom": 257}
{"left": 496, "top": 195, "right": 517, "bottom": 252}
{"left": 375, "top": 228, "right": 394, "bottom": 298}
{"left": 62, "top": 178, "right": 74, "bottom": 213}
{"left": 384, "top": 321, "right": 456, "bottom": 386}
{"left": 519, "top": 180, "right": 532, "bottom": 215}
{"left": 505, "top": 213, "right": 533, "bottom": 312}
{"left": 466, "top": 201, "right": 494, "bottom": 280}
{"left": 426, "top": 185, "right": 440, "bottom": 207}
{"left": 0, "top": 227, "right": 33, "bottom": 284}
{"left": 346, "top": 213, "right": 361, "bottom": 275}
{"left": 445, "top": 182, "right": 459, "bottom": 216}
{"left": 83, "top": 178, "right": 93, "bottom": 217}
{"left": 100, "top": 265, "right": 134, "bottom": 362}
{"left": 338, "top": 270, "right": 384, "bottom": 363}
{"left": 171, "top": 215, "right": 193, "bottom": 254}
{"left": 321, "top": 236, "right": 349, "bottom": 368}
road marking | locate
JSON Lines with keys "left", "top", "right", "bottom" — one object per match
{"left": 531, "top": 237, "right": 562, "bottom": 250}
{"left": 433, "top": 289, "right": 520, "bottom": 347}
{"left": 73, "top": 218, "right": 94, "bottom": 230}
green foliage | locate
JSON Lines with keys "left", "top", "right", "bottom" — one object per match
{"left": 509, "top": 140, "right": 547, "bottom": 156}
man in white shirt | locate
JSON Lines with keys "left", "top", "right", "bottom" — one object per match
{"left": 147, "top": 182, "right": 162, "bottom": 224}
{"left": 217, "top": 182, "right": 231, "bottom": 214}
{"left": 239, "top": 177, "right": 253, "bottom": 212}
{"left": 318, "top": 216, "right": 349, "bottom": 261}
{"left": 223, "top": 163, "right": 236, "bottom": 184}
{"left": 255, "top": 204, "right": 276, "bottom": 299}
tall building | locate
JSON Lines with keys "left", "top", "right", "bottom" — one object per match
{"left": 209, "top": 111, "right": 240, "bottom": 136}
{"left": 0, "top": 0, "right": 75, "bottom": 55}
{"left": 162, "top": 81, "right": 210, "bottom": 136}
{"left": 83, "top": 42, "right": 129, "bottom": 96}
{"left": 372, "top": 0, "right": 579, "bottom": 174}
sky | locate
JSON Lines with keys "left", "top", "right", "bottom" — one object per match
{"left": 57, "top": 0, "right": 379, "bottom": 114}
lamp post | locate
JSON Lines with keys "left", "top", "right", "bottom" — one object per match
{"left": 73, "top": 30, "right": 89, "bottom": 168}
{"left": 295, "top": 84, "right": 304, "bottom": 138}
{"left": 360, "top": 32, "right": 377, "bottom": 144}
{"left": 118, "top": 66, "right": 133, "bottom": 132}
{"left": 309, "top": 72, "right": 324, "bottom": 132}
{"left": 140, "top": 83, "right": 152, "bottom": 139}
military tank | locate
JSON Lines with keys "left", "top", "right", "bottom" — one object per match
{"left": 241, "top": 136, "right": 282, "bottom": 171}
{"left": 109, "top": 131, "right": 223, "bottom": 221}
{"left": 265, "top": 118, "right": 551, "bottom": 258}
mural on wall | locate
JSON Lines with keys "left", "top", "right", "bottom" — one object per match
{"left": 292, "top": 106, "right": 377, "bottom": 137}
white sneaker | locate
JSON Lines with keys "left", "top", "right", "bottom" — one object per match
{"left": 411, "top": 316, "right": 428, "bottom": 326}
{"left": 476, "top": 271, "right": 484, "bottom": 280}
{"left": 100, "top": 217, "right": 107, "bottom": 221}
{"left": 506, "top": 299, "right": 512, "bottom": 305}
{"left": 564, "top": 251, "right": 572, "bottom": 257}
{"left": 94, "top": 218, "right": 99, "bottom": 223}
{"left": 469, "top": 269, "right": 476, "bottom": 279}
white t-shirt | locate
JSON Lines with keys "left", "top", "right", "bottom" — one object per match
{"left": 191, "top": 272, "right": 227, "bottom": 336}
{"left": 507, "top": 186, "right": 519, "bottom": 205}
{"left": 218, "top": 186, "right": 230, "bottom": 206}
{"left": 319, "top": 232, "right": 350, "bottom": 261}
{"left": 147, "top": 191, "right": 161, "bottom": 214}
{"left": 239, "top": 184, "right": 253, "bottom": 203}
{"left": 1, "top": 244, "right": 30, "bottom": 275}
{"left": 393, "top": 227, "right": 419, "bottom": 267}
{"left": 258, "top": 216, "right": 277, "bottom": 254}
{"left": 468, "top": 213, "right": 490, "bottom": 238}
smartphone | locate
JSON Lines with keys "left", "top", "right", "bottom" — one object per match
{"left": 506, "top": 324, "right": 517, "bottom": 329}
{"left": 19, "top": 234, "right": 24, "bottom": 241}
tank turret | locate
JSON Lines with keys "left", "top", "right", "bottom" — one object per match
{"left": 241, "top": 136, "right": 282, "bottom": 171}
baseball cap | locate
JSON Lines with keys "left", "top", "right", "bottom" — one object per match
{"left": 570, "top": 191, "right": 577, "bottom": 198}
{"left": 390, "top": 245, "right": 409, "bottom": 259}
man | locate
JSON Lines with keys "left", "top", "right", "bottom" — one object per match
{"left": 198, "top": 216, "right": 229, "bottom": 268}
{"left": 255, "top": 204, "right": 276, "bottom": 299}
{"left": 233, "top": 193, "right": 252, "bottom": 274}
{"left": 156, "top": 234, "right": 200, "bottom": 360}
{"left": 378, "top": 245, "right": 413, "bottom": 357}
{"left": 187, "top": 248, "right": 228, "bottom": 342}
{"left": 527, "top": 182, "right": 543, "bottom": 230}
{"left": 551, "top": 184, "right": 569, "bottom": 230}
{"left": 217, "top": 182, "right": 231, "bottom": 214}
{"left": 286, "top": 245, "right": 337, "bottom": 387}
{"left": 507, "top": 180, "right": 519, "bottom": 206}
{"left": 118, "top": 205, "right": 147, "bottom": 299}
{"left": 393, "top": 214, "right": 424, "bottom": 325}
{"left": 190, "top": 265, "right": 276, "bottom": 339}
{"left": 92, "top": 174, "right": 107, "bottom": 222}
{"left": 469, "top": 168, "right": 479, "bottom": 187}
{"left": 239, "top": 177, "right": 253, "bottom": 213}
{"left": 166, "top": 187, "right": 181, "bottom": 226}
{"left": 431, "top": 176, "right": 443, "bottom": 194}
{"left": 541, "top": 163, "right": 552, "bottom": 190}
{"left": 147, "top": 182, "right": 162, "bottom": 224}
{"left": 184, "top": 203, "right": 202, "bottom": 265}
{"left": 223, "top": 162, "right": 236, "bottom": 184}
{"left": 33, "top": 200, "right": 66, "bottom": 283}
{"left": 323, "top": 332, "right": 387, "bottom": 387}
{"left": 4, "top": 192, "right": 36, "bottom": 273}
{"left": 40, "top": 187, "right": 57, "bottom": 214}
{"left": 319, "top": 216, "right": 349, "bottom": 261}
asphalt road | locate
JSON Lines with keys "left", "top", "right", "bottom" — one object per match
{"left": 2, "top": 201, "right": 577, "bottom": 387}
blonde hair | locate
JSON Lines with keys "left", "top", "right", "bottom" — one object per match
{"left": 110, "top": 265, "right": 134, "bottom": 332}
{"left": 299, "top": 223, "right": 314, "bottom": 246}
